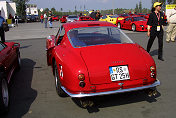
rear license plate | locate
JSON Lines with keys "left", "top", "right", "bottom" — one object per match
{"left": 109, "top": 65, "right": 130, "bottom": 81}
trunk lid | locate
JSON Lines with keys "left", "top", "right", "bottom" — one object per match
{"left": 80, "top": 44, "right": 148, "bottom": 85}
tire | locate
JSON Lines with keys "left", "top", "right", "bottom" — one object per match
{"left": 0, "top": 73, "right": 9, "bottom": 114}
{"left": 117, "top": 22, "right": 121, "bottom": 29}
{"left": 53, "top": 61, "right": 67, "bottom": 97}
{"left": 16, "top": 51, "right": 21, "bottom": 71}
{"left": 132, "top": 24, "right": 136, "bottom": 32}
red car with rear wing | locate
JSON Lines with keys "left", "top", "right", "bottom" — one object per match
{"left": 117, "top": 17, "right": 148, "bottom": 32}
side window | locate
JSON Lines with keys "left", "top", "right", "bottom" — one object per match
{"left": 125, "top": 18, "right": 128, "bottom": 21}
{"left": 56, "top": 26, "right": 65, "bottom": 45}
{"left": 0, "top": 43, "right": 6, "bottom": 51}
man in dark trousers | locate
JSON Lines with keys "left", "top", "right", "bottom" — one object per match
{"left": 147, "top": 2, "right": 165, "bottom": 61}
{"left": 0, "top": 10, "right": 6, "bottom": 43}
{"left": 90, "top": 10, "right": 96, "bottom": 19}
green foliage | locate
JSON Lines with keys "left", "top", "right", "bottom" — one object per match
{"left": 10, "top": 0, "right": 29, "bottom": 17}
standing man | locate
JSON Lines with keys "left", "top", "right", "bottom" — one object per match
{"left": 95, "top": 10, "right": 101, "bottom": 21}
{"left": 0, "top": 10, "right": 6, "bottom": 43}
{"left": 44, "top": 12, "right": 48, "bottom": 28}
{"left": 14, "top": 14, "right": 18, "bottom": 27}
{"left": 90, "top": 10, "right": 96, "bottom": 19}
{"left": 147, "top": 2, "right": 165, "bottom": 61}
{"left": 166, "top": 5, "right": 176, "bottom": 42}
{"left": 40, "top": 14, "right": 44, "bottom": 23}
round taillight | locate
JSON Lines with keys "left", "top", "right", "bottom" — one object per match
{"left": 78, "top": 74, "right": 85, "bottom": 81}
{"left": 150, "top": 66, "right": 156, "bottom": 72}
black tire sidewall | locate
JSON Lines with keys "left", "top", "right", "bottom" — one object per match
{"left": 54, "top": 62, "right": 66, "bottom": 97}
{"left": 0, "top": 73, "right": 9, "bottom": 114}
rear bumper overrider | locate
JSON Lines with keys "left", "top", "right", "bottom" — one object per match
{"left": 61, "top": 79, "right": 160, "bottom": 98}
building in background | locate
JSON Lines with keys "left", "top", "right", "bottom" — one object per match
{"left": 26, "top": 4, "right": 38, "bottom": 16}
{"left": 0, "top": 1, "right": 16, "bottom": 19}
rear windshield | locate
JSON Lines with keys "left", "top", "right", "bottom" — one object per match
{"left": 109, "top": 16, "right": 119, "bottom": 18}
{"left": 68, "top": 27, "right": 133, "bottom": 48}
{"left": 68, "top": 16, "right": 78, "bottom": 18}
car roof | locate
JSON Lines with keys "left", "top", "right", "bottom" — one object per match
{"left": 63, "top": 21, "right": 116, "bottom": 31}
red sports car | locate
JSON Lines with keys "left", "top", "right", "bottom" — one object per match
{"left": 117, "top": 17, "right": 148, "bottom": 32}
{"left": 52, "top": 16, "right": 59, "bottom": 21}
{"left": 46, "top": 21, "right": 160, "bottom": 107}
{"left": 78, "top": 16, "right": 95, "bottom": 21}
{"left": 0, "top": 41, "right": 20, "bottom": 113}
{"left": 60, "top": 16, "right": 67, "bottom": 23}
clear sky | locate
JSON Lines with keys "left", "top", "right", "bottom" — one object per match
{"left": 27, "top": 0, "right": 152, "bottom": 11}
{"left": 5, "top": 0, "right": 152, "bottom": 11}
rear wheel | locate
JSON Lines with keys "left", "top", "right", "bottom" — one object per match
{"left": 0, "top": 73, "right": 9, "bottom": 114}
{"left": 132, "top": 24, "right": 136, "bottom": 32}
{"left": 53, "top": 61, "right": 67, "bottom": 97}
{"left": 117, "top": 22, "right": 121, "bottom": 29}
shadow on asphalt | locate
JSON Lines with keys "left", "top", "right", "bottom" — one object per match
{"left": 20, "top": 45, "right": 32, "bottom": 49}
{"left": 0, "top": 58, "right": 38, "bottom": 118}
{"left": 72, "top": 90, "right": 161, "bottom": 113}
{"left": 149, "top": 49, "right": 158, "bottom": 56}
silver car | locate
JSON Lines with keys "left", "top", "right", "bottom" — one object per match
{"left": 66, "top": 15, "right": 79, "bottom": 22}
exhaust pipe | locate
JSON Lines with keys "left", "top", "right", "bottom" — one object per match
{"left": 146, "top": 89, "right": 158, "bottom": 97}
{"left": 80, "top": 99, "right": 94, "bottom": 108}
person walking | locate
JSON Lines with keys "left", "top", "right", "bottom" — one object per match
{"left": 14, "top": 14, "right": 18, "bottom": 27}
{"left": 166, "top": 5, "right": 176, "bottom": 42}
{"left": 48, "top": 14, "right": 53, "bottom": 28}
{"left": 40, "top": 14, "right": 44, "bottom": 23}
{"left": 0, "top": 10, "right": 6, "bottom": 43}
{"left": 44, "top": 12, "right": 48, "bottom": 28}
{"left": 147, "top": 2, "right": 165, "bottom": 61}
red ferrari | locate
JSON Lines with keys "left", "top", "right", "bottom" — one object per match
{"left": 60, "top": 16, "right": 67, "bottom": 23}
{"left": 0, "top": 41, "right": 20, "bottom": 113}
{"left": 52, "top": 16, "right": 59, "bottom": 21}
{"left": 78, "top": 16, "right": 95, "bottom": 21}
{"left": 46, "top": 21, "right": 160, "bottom": 107}
{"left": 117, "top": 17, "right": 148, "bottom": 32}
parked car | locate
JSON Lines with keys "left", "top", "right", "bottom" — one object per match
{"left": 0, "top": 41, "right": 21, "bottom": 114}
{"left": 18, "top": 16, "right": 25, "bottom": 23}
{"left": 78, "top": 16, "right": 95, "bottom": 21}
{"left": 26, "top": 15, "right": 39, "bottom": 23}
{"left": 52, "top": 16, "right": 60, "bottom": 21}
{"left": 117, "top": 17, "right": 148, "bottom": 32}
{"left": 46, "top": 21, "right": 160, "bottom": 107}
{"left": 60, "top": 16, "right": 67, "bottom": 23}
{"left": 99, "top": 15, "right": 119, "bottom": 24}
{"left": 66, "top": 15, "right": 79, "bottom": 22}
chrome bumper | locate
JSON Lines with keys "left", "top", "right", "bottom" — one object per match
{"left": 61, "top": 79, "right": 160, "bottom": 98}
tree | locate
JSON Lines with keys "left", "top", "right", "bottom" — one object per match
{"left": 11, "top": 0, "right": 30, "bottom": 17}
{"left": 139, "top": 0, "right": 142, "bottom": 13}
{"left": 60, "top": 8, "right": 63, "bottom": 12}
{"left": 135, "top": 3, "right": 139, "bottom": 13}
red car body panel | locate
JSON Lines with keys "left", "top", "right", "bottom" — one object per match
{"left": 0, "top": 42, "right": 20, "bottom": 83}
{"left": 60, "top": 16, "right": 67, "bottom": 23}
{"left": 117, "top": 17, "right": 148, "bottom": 31}
{"left": 46, "top": 21, "right": 159, "bottom": 97}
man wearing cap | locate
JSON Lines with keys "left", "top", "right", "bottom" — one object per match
{"left": 0, "top": 10, "right": 6, "bottom": 42}
{"left": 147, "top": 2, "right": 165, "bottom": 61}
{"left": 166, "top": 5, "right": 176, "bottom": 42}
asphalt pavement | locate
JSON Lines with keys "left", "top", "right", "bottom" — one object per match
{"left": 1, "top": 21, "right": 176, "bottom": 118}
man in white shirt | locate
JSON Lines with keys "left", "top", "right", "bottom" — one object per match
{"left": 166, "top": 5, "right": 176, "bottom": 42}
{"left": 44, "top": 12, "right": 48, "bottom": 28}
